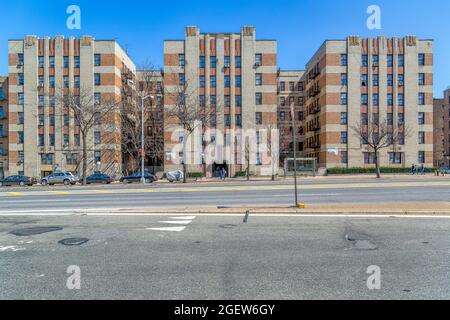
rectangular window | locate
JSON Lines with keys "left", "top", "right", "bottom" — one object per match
{"left": 372, "top": 55, "right": 379, "bottom": 66}
{"left": 418, "top": 151, "right": 425, "bottom": 164}
{"left": 341, "top": 151, "right": 348, "bottom": 164}
{"left": 64, "top": 115, "right": 70, "bottom": 126}
{"left": 373, "top": 74, "right": 379, "bottom": 87}
{"left": 362, "top": 54, "right": 368, "bottom": 67}
{"left": 256, "top": 112, "right": 262, "bottom": 125}
{"left": 280, "top": 111, "right": 285, "bottom": 121}
{"left": 387, "top": 74, "right": 393, "bottom": 86}
{"left": 235, "top": 76, "right": 241, "bottom": 88}
{"left": 18, "top": 112, "right": 24, "bottom": 124}
{"left": 419, "top": 73, "right": 425, "bottom": 85}
{"left": 18, "top": 73, "right": 24, "bottom": 85}
{"left": 224, "top": 76, "right": 231, "bottom": 88}
{"left": 210, "top": 76, "right": 216, "bottom": 88}
{"left": 235, "top": 56, "right": 241, "bottom": 68}
{"left": 74, "top": 134, "right": 80, "bottom": 146}
{"left": 49, "top": 56, "right": 55, "bottom": 68}
{"left": 94, "top": 131, "right": 101, "bottom": 145}
{"left": 364, "top": 152, "right": 377, "bottom": 164}
{"left": 64, "top": 76, "right": 69, "bottom": 88}
{"left": 38, "top": 134, "right": 44, "bottom": 146}
{"left": 224, "top": 56, "right": 230, "bottom": 68}
{"left": 341, "top": 54, "right": 347, "bottom": 66}
{"left": 74, "top": 76, "right": 80, "bottom": 88}
{"left": 49, "top": 96, "right": 55, "bottom": 107}
{"left": 235, "top": 95, "right": 241, "bottom": 107}
{"left": 94, "top": 93, "right": 101, "bottom": 105}
{"left": 224, "top": 95, "right": 231, "bottom": 108}
{"left": 210, "top": 95, "right": 217, "bottom": 106}
{"left": 340, "top": 93, "right": 347, "bottom": 105}
{"left": 38, "top": 114, "right": 44, "bottom": 126}
{"left": 210, "top": 56, "right": 216, "bottom": 68}
{"left": 340, "top": 112, "right": 347, "bottom": 125}
{"left": 361, "top": 74, "right": 368, "bottom": 86}
{"left": 389, "top": 152, "right": 403, "bottom": 164}
{"left": 199, "top": 56, "right": 205, "bottom": 68}
{"left": 49, "top": 115, "right": 55, "bottom": 126}
{"left": 256, "top": 93, "right": 262, "bottom": 105}
{"left": 361, "top": 94, "right": 368, "bottom": 105}
{"left": 49, "top": 76, "right": 55, "bottom": 88}
{"left": 179, "top": 73, "right": 185, "bottom": 86}
{"left": 398, "top": 113, "right": 404, "bottom": 125}
{"left": 64, "top": 56, "right": 69, "bottom": 68}
{"left": 418, "top": 53, "right": 425, "bottom": 66}
{"left": 289, "top": 82, "right": 295, "bottom": 91}
{"left": 298, "top": 96, "right": 304, "bottom": 106}
{"left": 387, "top": 55, "right": 393, "bottom": 67}
{"left": 94, "top": 54, "right": 101, "bottom": 66}
{"left": 398, "top": 55, "right": 404, "bottom": 67}
{"left": 418, "top": 112, "right": 425, "bottom": 125}
{"left": 280, "top": 82, "right": 285, "bottom": 91}
{"left": 398, "top": 74, "right": 404, "bottom": 86}
{"left": 418, "top": 132, "right": 425, "bottom": 144}
{"left": 224, "top": 114, "right": 231, "bottom": 127}
{"left": 256, "top": 73, "right": 262, "bottom": 86}
{"left": 95, "top": 151, "right": 101, "bottom": 163}
{"left": 94, "top": 73, "right": 101, "bottom": 86}
{"left": 38, "top": 95, "right": 44, "bottom": 107}
{"left": 199, "top": 76, "right": 205, "bottom": 88}
{"left": 255, "top": 53, "right": 262, "bottom": 66}
{"left": 49, "top": 134, "right": 55, "bottom": 146}
{"left": 38, "top": 56, "right": 44, "bottom": 68}
{"left": 341, "top": 73, "right": 347, "bottom": 86}
{"left": 387, "top": 94, "right": 393, "bottom": 106}
{"left": 341, "top": 132, "right": 348, "bottom": 144}
{"left": 387, "top": 113, "right": 393, "bottom": 125}
{"left": 280, "top": 96, "right": 286, "bottom": 106}
{"left": 18, "top": 93, "right": 24, "bottom": 105}
{"left": 199, "top": 95, "right": 205, "bottom": 107}
{"left": 398, "top": 94, "right": 404, "bottom": 106}
{"left": 18, "top": 131, "right": 24, "bottom": 144}
{"left": 418, "top": 93, "right": 425, "bottom": 105}
{"left": 74, "top": 56, "right": 80, "bottom": 68}
{"left": 179, "top": 54, "right": 185, "bottom": 67}
{"left": 373, "top": 94, "right": 379, "bottom": 106}
{"left": 63, "top": 135, "right": 69, "bottom": 146}
{"left": 235, "top": 115, "right": 242, "bottom": 127}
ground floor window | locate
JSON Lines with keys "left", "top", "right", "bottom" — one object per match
{"left": 363, "top": 152, "right": 377, "bottom": 164}
{"left": 389, "top": 152, "right": 403, "bottom": 164}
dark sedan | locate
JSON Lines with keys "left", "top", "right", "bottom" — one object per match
{"left": 120, "top": 172, "right": 158, "bottom": 184}
{"left": 0, "top": 175, "right": 36, "bottom": 187}
{"left": 86, "top": 173, "right": 114, "bottom": 184}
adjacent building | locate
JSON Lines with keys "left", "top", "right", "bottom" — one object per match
{"left": 0, "top": 77, "right": 8, "bottom": 179}
{"left": 434, "top": 89, "right": 450, "bottom": 167}
{"left": 7, "top": 36, "right": 135, "bottom": 178}
{"left": 163, "top": 26, "right": 278, "bottom": 177}
{"left": 302, "top": 36, "right": 434, "bottom": 168}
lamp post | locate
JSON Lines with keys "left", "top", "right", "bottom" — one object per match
{"left": 290, "top": 103, "right": 300, "bottom": 208}
{"left": 140, "top": 94, "right": 154, "bottom": 184}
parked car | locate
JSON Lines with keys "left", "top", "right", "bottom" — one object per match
{"left": 439, "top": 166, "right": 450, "bottom": 174}
{"left": 86, "top": 173, "right": 114, "bottom": 184}
{"left": 0, "top": 175, "right": 36, "bottom": 187}
{"left": 41, "top": 172, "right": 78, "bottom": 186}
{"left": 166, "top": 170, "right": 184, "bottom": 182}
{"left": 120, "top": 172, "right": 158, "bottom": 184}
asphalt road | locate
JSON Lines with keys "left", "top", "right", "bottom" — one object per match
{"left": 1, "top": 214, "right": 449, "bottom": 299}
{"left": 0, "top": 177, "right": 450, "bottom": 212}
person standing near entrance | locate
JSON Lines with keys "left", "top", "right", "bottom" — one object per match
{"left": 220, "top": 167, "right": 227, "bottom": 180}
{"left": 411, "top": 164, "right": 416, "bottom": 175}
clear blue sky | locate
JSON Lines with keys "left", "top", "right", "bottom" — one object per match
{"left": 1, "top": 0, "right": 449, "bottom": 96}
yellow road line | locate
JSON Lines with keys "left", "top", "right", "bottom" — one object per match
{"left": 48, "top": 191, "right": 71, "bottom": 195}
{"left": 6, "top": 192, "right": 25, "bottom": 196}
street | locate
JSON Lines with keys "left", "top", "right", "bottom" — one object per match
{"left": 1, "top": 214, "right": 450, "bottom": 299}
{"left": 0, "top": 177, "right": 450, "bottom": 213}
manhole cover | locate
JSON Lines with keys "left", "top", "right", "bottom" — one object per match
{"left": 10, "top": 226, "right": 63, "bottom": 237}
{"left": 58, "top": 238, "right": 89, "bottom": 246}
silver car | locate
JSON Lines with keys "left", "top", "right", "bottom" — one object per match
{"left": 41, "top": 172, "right": 78, "bottom": 186}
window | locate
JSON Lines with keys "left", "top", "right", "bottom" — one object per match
{"left": 210, "top": 95, "right": 217, "bottom": 106}
{"left": 224, "top": 95, "right": 231, "bottom": 108}
{"left": 74, "top": 76, "right": 80, "bottom": 88}
{"left": 398, "top": 94, "right": 404, "bottom": 106}
{"left": 235, "top": 95, "right": 241, "bottom": 107}
{"left": 64, "top": 76, "right": 69, "bottom": 88}
{"left": 235, "top": 76, "right": 241, "bottom": 88}
{"left": 18, "top": 73, "right": 24, "bottom": 85}
{"left": 224, "top": 56, "right": 230, "bottom": 68}
{"left": 199, "top": 56, "right": 205, "bottom": 68}
{"left": 64, "top": 56, "right": 69, "bottom": 68}
{"left": 387, "top": 113, "right": 393, "bottom": 125}
{"left": 199, "top": 76, "right": 205, "bottom": 88}
{"left": 389, "top": 153, "right": 403, "bottom": 164}
{"left": 199, "top": 95, "right": 205, "bottom": 107}
{"left": 210, "top": 56, "right": 216, "bottom": 68}
{"left": 418, "top": 53, "right": 425, "bottom": 66}
{"left": 17, "top": 53, "right": 24, "bottom": 65}
{"left": 289, "top": 96, "right": 295, "bottom": 105}
{"left": 341, "top": 151, "right": 348, "bottom": 164}
{"left": 361, "top": 94, "right": 368, "bottom": 105}
{"left": 38, "top": 134, "right": 44, "bottom": 146}
{"left": 398, "top": 55, "right": 404, "bottom": 67}
{"left": 224, "top": 76, "right": 231, "bottom": 88}
{"left": 38, "top": 95, "right": 44, "bottom": 107}
{"left": 94, "top": 73, "right": 101, "bottom": 86}
{"left": 280, "top": 97, "right": 286, "bottom": 106}
{"left": 235, "top": 56, "right": 241, "bottom": 68}
{"left": 256, "top": 112, "right": 262, "bottom": 124}
{"left": 179, "top": 54, "right": 185, "bottom": 67}
{"left": 95, "top": 151, "right": 101, "bottom": 163}
{"left": 298, "top": 111, "right": 304, "bottom": 121}
{"left": 372, "top": 113, "right": 379, "bottom": 125}
{"left": 18, "top": 93, "right": 24, "bottom": 105}
{"left": 49, "top": 56, "right": 55, "bottom": 68}
{"left": 94, "top": 131, "right": 101, "bottom": 145}
{"left": 419, "top": 73, "right": 425, "bottom": 85}
{"left": 340, "top": 112, "right": 347, "bottom": 125}
{"left": 235, "top": 115, "right": 242, "bottom": 127}
{"left": 19, "top": 152, "right": 24, "bottom": 164}
{"left": 256, "top": 93, "right": 262, "bottom": 105}
{"left": 41, "top": 154, "right": 54, "bottom": 165}
{"left": 94, "top": 93, "right": 101, "bottom": 105}
{"left": 364, "top": 152, "right": 377, "bottom": 164}
{"left": 49, "top": 134, "right": 55, "bottom": 146}
{"left": 387, "top": 55, "right": 393, "bottom": 67}
{"left": 38, "top": 75, "right": 45, "bottom": 88}
{"left": 387, "top": 94, "right": 393, "bottom": 106}
{"left": 224, "top": 114, "right": 231, "bottom": 127}
{"left": 398, "top": 113, "right": 404, "bottom": 125}
{"left": 373, "top": 74, "right": 379, "bottom": 87}
{"left": 341, "top": 73, "right": 347, "bottom": 86}
{"left": 49, "top": 115, "right": 55, "bottom": 126}
{"left": 256, "top": 73, "right": 262, "bottom": 86}
{"left": 280, "top": 112, "right": 286, "bottom": 121}
{"left": 63, "top": 135, "right": 69, "bottom": 146}
{"left": 94, "top": 54, "right": 101, "bottom": 66}
{"left": 39, "top": 56, "right": 44, "bottom": 68}
{"left": 256, "top": 153, "right": 262, "bottom": 166}
{"left": 398, "top": 74, "right": 404, "bottom": 86}
{"left": 49, "top": 76, "right": 55, "bottom": 88}
{"left": 341, "top": 132, "right": 348, "bottom": 144}
{"left": 74, "top": 134, "right": 80, "bottom": 147}
{"left": 418, "top": 112, "right": 425, "bottom": 125}
{"left": 157, "top": 96, "right": 162, "bottom": 106}
{"left": 340, "top": 93, "right": 347, "bottom": 105}
{"left": 74, "top": 56, "right": 80, "bottom": 68}
{"left": 64, "top": 115, "right": 70, "bottom": 126}
{"left": 210, "top": 76, "right": 216, "bottom": 88}
{"left": 179, "top": 73, "right": 185, "bottom": 86}
{"left": 373, "top": 94, "right": 379, "bottom": 106}
{"left": 340, "top": 54, "right": 347, "bottom": 66}
{"left": 18, "top": 112, "right": 24, "bottom": 124}
{"left": 373, "top": 55, "right": 379, "bottom": 66}
{"left": 362, "top": 55, "right": 368, "bottom": 67}
{"left": 298, "top": 96, "right": 304, "bottom": 106}
{"left": 361, "top": 74, "right": 368, "bottom": 86}
{"left": 255, "top": 53, "right": 262, "bottom": 66}
{"left": 418, "top": 93, "right": 425, "bottom": 105}
{"left": 418, "top": 132, "right": 425, "bottom": 144}
{"left": 387, "top": 74, "right": 393, "bottom": 86}
{"left": 18, "top": 131, "right": 24, "bottom": 144}
{"left": 280, "top": 82, "right": 285, "bottom": 91}
{"left": 289, "top": 82, "right": 295, "bottom": 91}
{"left": 418, "top": 151, "right": 425, "bottom": 164}
{"left": 49, "top": 96, "right": 55, "bottom": 107}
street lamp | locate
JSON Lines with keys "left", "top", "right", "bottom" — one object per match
{"left": 140, "top": 94, "right": 154, "bottom": 184}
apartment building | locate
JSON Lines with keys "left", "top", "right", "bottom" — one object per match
{"left": 434, "top": 89, "right": 450, "bottom": 167}
{"left": 302, "top": 36, "right": 434, "bottom": 168}
{"left": 7, "top": 36, "right": 136, "bottom": 179}
{"left": 163, "top": 26, "right": 278, "bottom": 177}
{"left": 0, "top": 77, "right": 8, "bottom": 179}
{"left": 277, "top": 70, "right": 305, "bottom": 168}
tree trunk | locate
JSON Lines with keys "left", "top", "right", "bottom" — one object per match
{"left": 246, "top": 157, "right": 250, "bottom": 181}
{"left": 82, "top": 134, "right": 88, "bottom": 185}
{"left": 183, "top": 162, "right": 187, "bottom": 183}
{"left": 374, "top": 151, "right": 381, "bottom": 179}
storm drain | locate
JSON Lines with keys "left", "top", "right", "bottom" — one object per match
{"left": 58, "top": 238, "right": 89, "bottom": 246}
{"left": 10, "top": 226, "right": 63, "bottom": 237}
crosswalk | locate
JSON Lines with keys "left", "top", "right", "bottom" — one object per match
{"left": 146, "top": 216, "right": 196, "bottom": 232}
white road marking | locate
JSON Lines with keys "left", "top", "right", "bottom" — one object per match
{"left": 146, "top": 226, "right": 186, "bottom": 232}
{"left": 159, "top": 220, "right": 192, "bottom": 225}
{"left": 170, "top": 216, "right": 196, "bottom": 220}
{"left": 0, "top": 246, "right": 25, "bottom": 252}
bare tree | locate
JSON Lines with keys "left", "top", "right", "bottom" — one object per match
{"left": 267, "top": 125, "right": 279, "bottom": 181}
{"left": 244, "top": 137, "right": 250, "bottom": 181}
{"left": 165, "top": 77, "right": 214, "bottom": 183}
{"left": 351, "top": 119, "right": 410, "bottom": 179}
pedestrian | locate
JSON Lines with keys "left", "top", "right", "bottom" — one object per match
{"left": 220, "top": 167, "right": 227, "bottom": 180}
{"left": 421, "top": 164, "right": 425, "bottom": 175}
{"left": 411, "top": 164, "right": 416, "bottom": 175}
